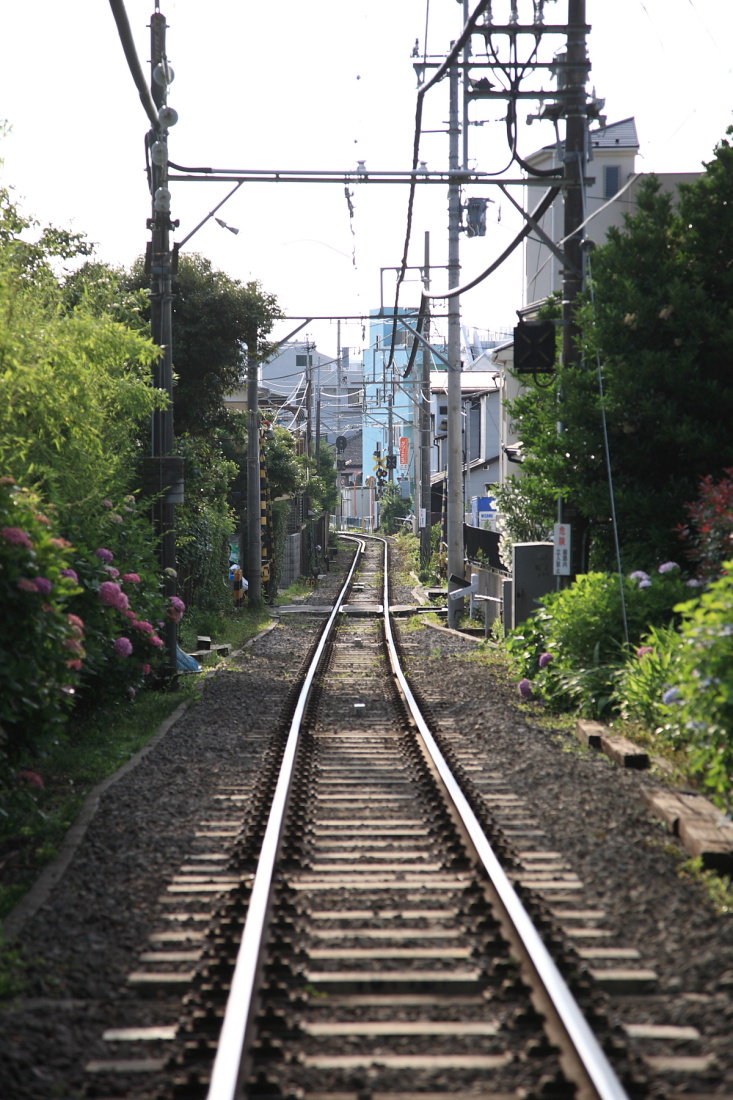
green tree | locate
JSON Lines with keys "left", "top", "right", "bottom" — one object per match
{"left": 126, "top": 253, "right": 282, "bottom": 436}
{"left": 504, "top": 146, "right": 733, "bottom": 571}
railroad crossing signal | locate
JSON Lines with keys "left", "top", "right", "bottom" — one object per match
{"left": 376, "top": 468, "right": 388, "bottom": 481}
{"left": 372, "top": 455, "right": 386, "bottom": 473}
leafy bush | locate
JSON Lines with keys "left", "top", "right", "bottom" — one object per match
{"left": 506, "top": 565, "right": 689, "bottom": 716}
{"left": 0, "top": 478, "right": 83, "bottom": 761}
{"left": 665, "top": 566, "right": 733, "bottom": 803}
{"left": 612, "top": 624, "right": 683, "bottom": 729}
{"left": 676, "top": 467, "right": 733, "bottom": 583}
{"left": 61, "top": 495, "right": 170, "bottom": 708}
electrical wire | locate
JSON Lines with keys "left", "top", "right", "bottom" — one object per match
{"left": 427, "top": 183, "right": 559, "bottom": 300}
{"left": 388, "top": 0, "right": 493, "bottom": 372}
{"left": 107, "top": 0, "right": 160, "bottom": 131}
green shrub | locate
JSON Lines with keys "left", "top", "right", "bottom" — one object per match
{"left": 666, "top": 565, "right": 733, "bottom": 804}
{"left": 613, "top": 624, "right": 683, "bottom": 729}
{"left": 506, "top": 565, "right": 689, "bottom": 717}
{"left": 0, "top": 478, "right": 83, "bottom": 762}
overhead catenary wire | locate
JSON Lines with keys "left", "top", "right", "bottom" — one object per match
{"left": 106, "top": 0, "right": 160, "bottom": 131}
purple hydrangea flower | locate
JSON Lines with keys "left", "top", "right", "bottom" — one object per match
{"left": 113, "top": 636, "right": 133, "bottom": 658}
{"left": 95, "top": 548, "right": 114, "bottom": 564}
{"left": 636, "top": 646, "right": 654, "bottom": 658}
{"left": 538, "top": 652, "right": 553, "bottom": 669}
{"left": 658, "top": 561, "right": 680, "bottom": 574}
{"left": 629, "top": 570, "right": 649, "bottom": 582}
{"left": 33, "top": 577, "right": 52, "bottom": 595}
{"left": 662, "top": 687, "right": 681, "bottom": 705}
{"left": 518, "top": 678, "right": 534, "bottom": 700}
{"left": 60, "top": 568, "right": 78, "bottom": 583}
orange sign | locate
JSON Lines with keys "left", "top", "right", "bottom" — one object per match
{"left": 399, "top": 437, "right": 409, "bottom": 466}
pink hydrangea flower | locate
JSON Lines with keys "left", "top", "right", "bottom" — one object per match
{"left": 66, "top": 658, "right": 83, "bottom": 671}
{"left": 17, "top": 578, "right": 37, "bottom": 592}
{"left": 99, "top": 580, "right": 129, "bottom": 612}
{"left": 113, "top": 636, "right": 133, "bottom": 657}
{"left": 140, "top": 663, "right": 152, "bottom": 675}
{"left": 60, "top": 568, "right": 78, "bottom": 582}
{"left": 18, "top": 770, "right": 44, "bottom": 789}
{"left": 2, "top": 526, "right": 32, "bottom": 549}
{"left": 67, "top": 613, "right": 85, "bottom": 632}
{"left": 34, "top": 514, "right": 50, "bottom": 525}
{"left": 101, "top": 500, "right": 113, "bottom": 508}
{"left": 122, "top": 573, "right": 141, "bottom": 583}
{"left": 133, "top": 620, "right": 154, "bottom": 633}
{"left": 105, "top": 566, "right": 120, "bottom": 578}
{"left": 149, "top": 635, "right": 164, "bottom": 648}
{"left": 636, "top": 646, "right": 654, "bottom": 658}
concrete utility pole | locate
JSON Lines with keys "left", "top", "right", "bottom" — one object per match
{"left": 559, "top": 0, "right": 589, "bottom": 577}
{"left": 446, "top": 62, "right": 464, "bottom": 628}
{"left": 246, "top": 336, "right": 262, "bottom": 604}
{"left": 147, "top": 8, "right": 181, "bottom": 680}
{"left": 420, "top": 233, "right": 432, "bottom": 569}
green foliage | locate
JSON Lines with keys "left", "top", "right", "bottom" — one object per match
{"left": 175, "top": 435, "right": 236, "bottom": 612}
{"left": 506, "top": 566, "right": 688, "bottom": 717}
{"left": 505, "top": 151, "right": 733, "bottom": 570}
{"left": 0, "top": 251, "right": 164, "bottom": 529}
{"left": 126, "top": 254, "right": 283, "bottom": 436}
{"left": 302, "top": 440, "right": 339, "bottom": 516}
{"left": 0, "top": 479, "right": 82, "bottom": 761}
{"left": 666, "top": 566, "right": 733, "bottom": 802}
{"left": 378, "top": 482, "right": 412, "bottom": 534}
{"left": 613, "top": 624, "right": 683, "bottom": 729}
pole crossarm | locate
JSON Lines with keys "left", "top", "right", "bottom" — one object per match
{"left": 498, "top": 183, "right": 582, "bottom": 279}
{"left": 398, "top": 321, "right": 451, "bottom": 373}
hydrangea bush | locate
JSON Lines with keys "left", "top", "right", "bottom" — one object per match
{"left": 665, "top": 565, "right": 733, "bottom": 803}
{"left": 506, "top": 565, "right": 689, "bottom": 717}
{"left": 61, "top": 496, "right": 173, "bottom": 708}
{"left": 0, "top": 478, "right": 83, "bottom": 760}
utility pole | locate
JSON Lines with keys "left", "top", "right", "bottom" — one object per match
{"left": 146, "top": 7, "right": 181, "bottom": 680}
{"left": 446, "top": 61, "right": 463, "bottom": 628}
{"left": 246, "top": 336, "right": 262, "bottom": 603}
{"left": 420, "top": 232, "right": 432, "bottom": 569}
{"left": 559, "top": 0, "right": 589, "bottom": 578}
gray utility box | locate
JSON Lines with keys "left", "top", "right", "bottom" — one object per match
{"left": 511, "top": 542, "right": 554, "bottom": 630}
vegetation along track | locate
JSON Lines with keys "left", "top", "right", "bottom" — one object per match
{"left": 74, "top": 537, "right": 728, "bottom": 1100}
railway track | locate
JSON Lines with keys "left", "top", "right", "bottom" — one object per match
{"left": 81, "top": 536, "right": 725, "bottom": 1100}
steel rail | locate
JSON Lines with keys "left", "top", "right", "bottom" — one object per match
{"left": 205, "top": 537, "right": 366, "bottom": 1100}
{"left": 374, "top": 535, "right": 630, "bottom": 1100}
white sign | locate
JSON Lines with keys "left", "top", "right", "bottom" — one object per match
{"left": 419, "top": 507, "right": 427, "bottom": 529}
{"left": 553, "top": 523, "right": 571, "bottom": 576}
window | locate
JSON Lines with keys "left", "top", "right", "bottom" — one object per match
{"left": 603, "top": 165, "right": 620, "bottom": 200}
{"left": 295, "top": 354, "right": 312, "bottom": 367}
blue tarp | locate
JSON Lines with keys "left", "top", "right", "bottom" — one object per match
{"left": 176, "top": 646, "right": 202, "bottom": 674}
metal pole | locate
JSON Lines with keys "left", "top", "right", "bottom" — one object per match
{"left": 247, "top": 337, "right": 262, "bottom": 603}
{"left": 447, "top": 61, "right": 463, "bottom": 627}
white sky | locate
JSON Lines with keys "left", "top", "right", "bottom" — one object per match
{"left": 1, "top": 0, "right": 731, "bottom": 360}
